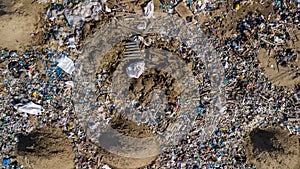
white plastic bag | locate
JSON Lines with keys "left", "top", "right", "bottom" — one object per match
{"left": 126, "top": 61, "right": 145, "bottom": 78}
{"left": 14, "top": 102, "right": 44, "bottom": 115}
{"left": 143, "top": 0, "right": 154, "bottom": 18}
{"left": 57, "top": 56, "right": 75, "bottom": 75}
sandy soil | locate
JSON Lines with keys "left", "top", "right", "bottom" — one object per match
{"left": 0, "top": 0, "right": 45, "bottom": 51}
{"left": 95, "top": 115, "right": 159, "bottom": 169}
{"left": 16, "top": 127, "right": 75, "bottom": 169}
{"left": 245, "top": 127, "right": 300, "bottom": 169}
{"left": 258, "top": 46, "right": 300, "bottom": 88}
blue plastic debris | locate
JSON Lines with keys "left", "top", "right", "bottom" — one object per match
{"left": 2, "top": 158, "right": 10, "bottom": 166}
{"left": 110, "top": 105, "right": 115, "bottom": 112}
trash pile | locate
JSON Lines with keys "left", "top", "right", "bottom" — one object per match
{"left": 0, "top": 0, "right": 299, "bottom": 169}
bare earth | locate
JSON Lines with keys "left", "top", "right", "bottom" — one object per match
{"left": 258, "top": 47, "right": 300, "bottom": 88}
{"left": 0, "top": 0, "right": 44, "bottom": 51}
{"left": 95, "top": 115, "right": 159, "bottom": 169}
{"left": 245, "top": 127, "right": 300, "bottom": 169}
{"left": 16, "top": 127, "right": 75, "bottom": 169}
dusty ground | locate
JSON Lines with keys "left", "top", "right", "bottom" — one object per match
{"left": 16, "top": 127, "right": 74, "bottom": 169}
{"left": 201, "top": 0, "right": 275, "bottom": 39}
{"left": 0, "top": 0, "right": 45, "bottom": 51}
{"left": 257, "top": 26, "right": 300, "bottom": 88}
{"left": 95, "top": 115, "right": 159, "bottom": 169}
{"left": 245, "top": 127, "right": 300, "bottom": 169}
{"left": 258, "top": 46, "right": 300, "bottom": 88}
{"left": 96, "top": 148, "right": 157, "bottom": 169}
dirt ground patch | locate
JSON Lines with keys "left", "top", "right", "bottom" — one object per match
{"left": 245, "top": 127, "right": 300, "bottom": 169}
{"left": 257, "top": 29, "right": 300, "bottom": 88}
{"left": 258, "top": 48, "right": 300, "bottom": 88}
{"left": 16, "top": 127, "right": 74, "bottom": 169}
{"left": 0, "top": 0, "right": 45, "bottom": 51}
{"left": 200, "top": 0, "right": 274, "bottom": 39}
{"left": 95, "top": 115, "right": 159, "bottom": 169}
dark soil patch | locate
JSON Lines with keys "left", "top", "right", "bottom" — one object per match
{"left": 245, "top": 127, "right": 300, "bottom": 169}
{"left": 95, "top": 115, "right": 159, "bottom": 169}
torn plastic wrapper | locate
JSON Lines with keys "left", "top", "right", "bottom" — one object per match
{"left": 14, "top": 102, "right": 44, "bottom": 115}
{"left": 102, "top": 164, "right": 112, "bottom": 169}
{"left": 143, "top": 0, "right": 154, "bottom": 18}
{"left": 69, "top": 37, "right": 76, "bottom": 48}
{"left": 64, "top": 2, "right": 102, "bottom": 27}
{"left": 105, "top": 6, "right": 111, "bottom": 13}
{"left": 126, "top": 61, "right": 145, "bottom": 78}
{"left": 57, "top": 56, "right": 75, "bottom": 75}
{"left": 64, "top": 9, "right": 84, "bottom": 27}
{"left": 65, "top": 81, "right": 74, "bottom": 88}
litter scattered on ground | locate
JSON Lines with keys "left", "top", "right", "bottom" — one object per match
{"left": 0, "top": 0, "right": 299, "bottom": 169}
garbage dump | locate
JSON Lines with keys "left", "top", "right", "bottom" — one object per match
{"left": 0, "top": 0, "right": 299, "bottom": 169}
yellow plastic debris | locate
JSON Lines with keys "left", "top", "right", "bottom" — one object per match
{"left": 68, "top": 125, "right": 73, "bottom": 130}
{"left": 1, "top": 91, "right": 6, "bottom": 95}
{"left": 235, "top": 4, "right": 240, "bottom": 10}
{"left": 33, "top": 91, "right": 38, "bottom": 97}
